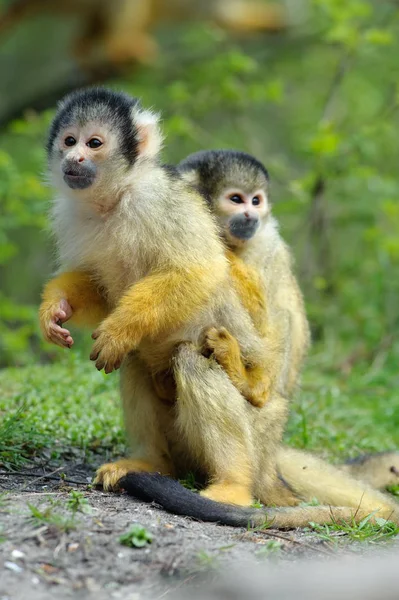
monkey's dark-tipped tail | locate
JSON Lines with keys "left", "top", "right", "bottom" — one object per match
{"left": 119, "top": 472, "right": 370, "bottom": 530}
{"left": 119, "top": 472, "right": 261, "bottom": 526}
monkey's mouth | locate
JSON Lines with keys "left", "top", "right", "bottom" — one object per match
{"left": 229, "top": 219, "right": 259, "bottom": 241}
{"left": 63, "top": 172, "right": 95, "bottom": 190}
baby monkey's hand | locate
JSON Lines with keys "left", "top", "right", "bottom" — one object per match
{"left": 39, "top": 298, "right": 74, "bottom": 348}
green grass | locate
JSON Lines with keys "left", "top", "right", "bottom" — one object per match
{"left": 119, "top": 524, "right": 153, "bottom": 548}
{"left": 0, "top": 349, "right": 124, "bottom": 468}
{"left": 308, "top": 515, "right": 399, "bottom": 545}
{"left": 286, "top": 339, "right": 399, "bottom": 461}
{"left": 27, "top": 492, "right": 88, "bottom": 533}
{"left": 0, "top": 338, "right": 398, "bottom": 470}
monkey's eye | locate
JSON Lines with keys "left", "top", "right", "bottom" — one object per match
{"left": 229, "top": 194, "right": 244, "bottom": 204}
{"left": 87, "top": 138, "right": 103, "bottom": 149}
{"left": 64, "top": 136, "right": 76, "bottom": 147}
{"left": 252, "top": 196, "right": 261, "bottom": 206}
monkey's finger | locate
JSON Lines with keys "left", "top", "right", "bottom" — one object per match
{"left": 64, "top": 335, "right": 74, "bottom": 347}
{"left": 50, "top": 322, "right": 71, "bottom": 337}
{"left": 48, "top": 329, "right": 72, "bottom": 349}
{"left": 90, "top": 348, "right": 100, "bottom": 361}
{"left": 95, "top": 357, "right": 107, "bottom": 371}
{"left": 54, "top": 309, "right": 67, "bottom": 322}
{"left": 91, "top": 330, "right": 100, "bottom": 340}
{"left": 58, "top": 299, "right": 73, "bottom": 321}
{"left": 49, "top": 322, "right": 72, "bottom": 342}
{"left": 104, "top": 362, "right": 115, "bottom": 375}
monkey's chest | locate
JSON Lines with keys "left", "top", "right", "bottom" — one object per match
{"left": 88, "top": 252, "right": 147, "bottom": 307}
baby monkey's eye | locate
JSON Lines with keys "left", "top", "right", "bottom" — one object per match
{"left": 64, "top": 136, "right": 76, "bottom": 147}
{"left": 87, "top": 138, "right": 103, "bottom": 149}
{"left": 230, "top": 194, "right": 244, "bottom": 204}
{"left": 252, "top": 196, "right": 261, "bottom": 206}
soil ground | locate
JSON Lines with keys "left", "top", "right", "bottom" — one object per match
{"left": 1, "top": 459, "right": 340, "bottom": 600}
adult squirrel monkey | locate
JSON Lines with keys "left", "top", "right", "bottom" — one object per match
{"left": 39, "top": 87, "right": 275, "bottom": 503}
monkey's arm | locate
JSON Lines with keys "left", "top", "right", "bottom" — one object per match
{"left": 39, "top": 271, "right": 109, "bottom": 347}
{"left": 227, "top": 250, "right": 266, "bottom": 332}
{"left": 90, "top": 261, "right": 225, "bottom": 373}
{"left": 203, "top": 251, "right": 275, "bottom": 408}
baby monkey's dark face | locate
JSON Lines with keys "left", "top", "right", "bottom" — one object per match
{"left": 216, "top": 187, "right": 269, "bottom": 247}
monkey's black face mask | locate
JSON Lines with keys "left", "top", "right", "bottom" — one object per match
{"left": 229, "top": 214, "right": 260, "bottom": 241}
{"left": 62, "top": 158, "right": 97, "bottom": 190}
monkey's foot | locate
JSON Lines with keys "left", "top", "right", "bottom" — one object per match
{"left": 245, "top": 379, "right": 271, "bottom": 409}
{"left": 94, "top": 459, "right": 158, "bottom": 492}
{"left": 204, "top": 327, "right": 270, "bottom": 408}
{"left": 201, "top": 482, "right": 253, "bottom": 506}
{"left": 203, "top": 327, "right": 239, "bottom": 363}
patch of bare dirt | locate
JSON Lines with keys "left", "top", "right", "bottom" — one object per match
{"left": 0, "top": 463, "right": 345, "bottom": 599}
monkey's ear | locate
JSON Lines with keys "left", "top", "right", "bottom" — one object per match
{"left": 134, "top": 108, "right": 164, "bottom": 159}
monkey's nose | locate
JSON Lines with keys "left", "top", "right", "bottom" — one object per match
{"left": 78, "top": 156, "right": 85, "bottom": 163}
{"left": 244, "top": 211, "right": 250, "bottom": 218}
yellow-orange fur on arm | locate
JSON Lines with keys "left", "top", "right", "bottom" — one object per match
{"left": 202, "top": 251, "right": 272, "bottom": 407}
{"left": 40, "top": 271, "right": 108, "bottom": 327}
{"left": 226, "top": 250, "right": 267, "bottom": 335}
{"left": 90, "top": 259, "right": 226, "bottom": 372}
{"left": 39, "top": 271, "right": 109, "bottom": 348}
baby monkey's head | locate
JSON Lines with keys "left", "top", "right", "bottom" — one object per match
{"left": 47, "top": 87, "right": 162, "bottom": 199}
{"left": 178, "top": 150, "right": 270, "bottom": 248}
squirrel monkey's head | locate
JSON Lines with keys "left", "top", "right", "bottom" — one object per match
{"left": 178, "top": 150, "right": 270, "bottom": 248}
{"left": 46, "top": 87, "right": 163, "bottom": 198}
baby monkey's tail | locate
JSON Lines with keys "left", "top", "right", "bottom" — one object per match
{"left": 119, "top": 472, "right": 384, "bottom": 530}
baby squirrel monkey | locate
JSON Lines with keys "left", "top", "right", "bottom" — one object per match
{"left": 177, "top": 149, "right": 310, "bottom": 401}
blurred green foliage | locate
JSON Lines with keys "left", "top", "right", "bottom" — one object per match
{"left": 0, "top": 0, "right": 398, "bottom": 376}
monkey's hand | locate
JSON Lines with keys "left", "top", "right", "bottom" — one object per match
{"left": 90, "top": 314, "right": 138, "bottom": 373}
{"left": 39, "top": 298, "right": 74, "bottom": 348}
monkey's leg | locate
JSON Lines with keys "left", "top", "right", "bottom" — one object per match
{"left": 276, "top": 447, "right": 399, "bottom": 522}
{"left": 40, "top": 271, "right": 108, "bottom": 347}
{"left": 94, "top": 353, "right": 175, "bottom": 491}
{"left": 203, "top": 326, "right": 271, "bottom": 408}
{"left": 173, "top": 342, "right": 255, "bottom": 506}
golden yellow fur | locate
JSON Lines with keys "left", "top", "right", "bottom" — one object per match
{"left": 40, "top": 271, "right": 108, "bottom": 333}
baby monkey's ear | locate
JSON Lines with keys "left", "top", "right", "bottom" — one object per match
{"left": 133, "top": 107, "right": 164, "bottom": 159}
